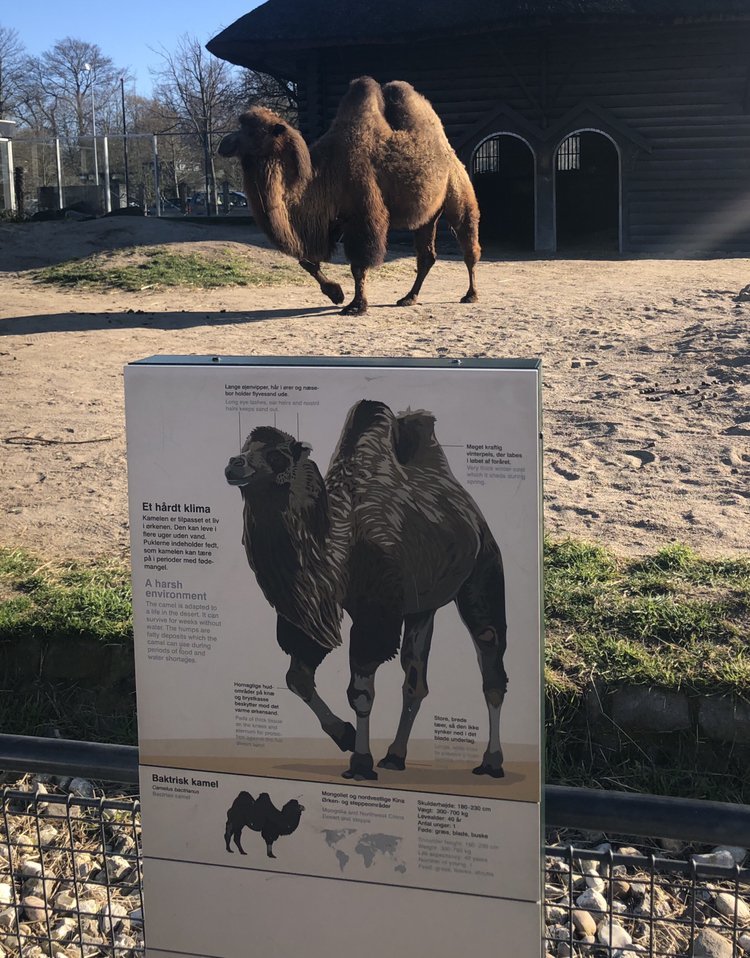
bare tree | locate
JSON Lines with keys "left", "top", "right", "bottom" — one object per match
{"left": 20, "top": 38, "right": 123, "bottom": 139}
{"left": 151, "top": 34, "right": 241, "bottom": 214}
{"left": 238, "top": 70, "right": 298, "bottom": 121}
{"left": 0, "top": 25, "right": 26, "bottom": 119}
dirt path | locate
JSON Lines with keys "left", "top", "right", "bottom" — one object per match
{"left": 1, "top": 218, "right": 748, "bottom": 560}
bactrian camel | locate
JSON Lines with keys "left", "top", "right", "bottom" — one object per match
{"left": 225, "top": 400, "right": 507, "bottom": 782}
{"left": 218, "top": 76, "right": 481, "bottom": 315}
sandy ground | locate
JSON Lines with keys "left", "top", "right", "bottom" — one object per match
{"left": 0, "top": 216, "right": 748, "bottom": 561}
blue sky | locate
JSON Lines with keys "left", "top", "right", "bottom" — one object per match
{"left": 3, "top": 0, "right": 263, "bottom": 95}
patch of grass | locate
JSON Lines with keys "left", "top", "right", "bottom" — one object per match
{"left": 544, "top": 539, "right": 750, "bottom": 697}
{"left": 0, "top": 548, "right": 132, "bottom": 644}
{"left": 34, "top": 247, "right": 302, "bottom": 291}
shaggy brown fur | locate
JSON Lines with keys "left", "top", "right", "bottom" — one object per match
{"left": 218, "top": 77, "right": 481, "bottom": 314}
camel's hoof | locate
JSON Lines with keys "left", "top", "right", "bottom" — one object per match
{"left": 342, "top": 753, "right": 378, "bottom": 781}
{"left": 238, "top": 848, "right": 247, "bottom": 855}
{"left": 341, "top": 300, "right": 367, "bottom": 316}
{"left": 472, "top": 750, "right": 504, "bottom": 778}
{"left": 330, "top": 721, "right": 356, "bottom": 753}
{"left": 396, "top": 294, "right": 418, "bottom": 307}
{"left": 472, "top": 763, "right": 504, "bottom": 778}
{"left": 323, "top": 282, "right": 345, "bottom": 305}
{"left": 225, "top": 848, "right": 233, "bottom": 854}
{"left": 461, "top": 292, "right": 479, "bottom": 304}
{"left": 377, "top": 753, "right": 406, "bottom": 771}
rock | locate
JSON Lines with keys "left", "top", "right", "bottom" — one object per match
{"left": 657, "top": 837, "right": 684, "bottom": 854}
{"left": 693, "top": 850, "right": 737, "bottom": 869}
{"left": 715, "top": 891, "right": 750, "bottom": 922}
{"left": 105, "top": 856, "right": 133, "bottom": 882}
{"left": 618, "top": 846, "right": 640, "bottom": 858}
{"left": 738, "top": 932, "right": 750, "bottom": 953}
{"left": 128, "top": 907, "right": 143, "bottom": 926}
{"left": 584, "top": 870, "right": 606, "bottom": 892}
{"left": 99, "top": 900, "right": 128, "bottom": 934}
{"left": 54, "top": 893, "right": 77, "bottom": 913}
{"left": 549, "top": 924, "right": 570, "bottom": 941}
{"left": 20, "top": 860, "right": 42, "bottom": 878}
{"left": 38, "top": 825, "right": 58, "bottom": 846}
{"left": 557, "top": 944, "right": 571, "bottom": 958}
{"left": 50, "top": 917, "right": 76, "bottom": 941}
{"left": 68, "top": 778, "right": 95, "bottom": 799}
{"left": 576, "top": 888, "right": 608, "bottom": 912}
{"left": 571, "top": 909, "right": 598, "bottom": 937}
{"left": 693, "top": 928, "right": 733, "bottom": 958}
{"left": 698, "top": 697, "right": 750, "bottom": 745}
{"left": 546, "top": 905, "right": 567, "bottom": 924}
{"left": 598, "top": 921, "right": 632, "bottom": 948}
{"left": 0, "top": 908, "right": 16, "bottom": 929}
{"left": 712, "top": 845, "right": 747, "bottom": 865}
{"left": 22, "top": 895, "right": 47, "bottom": 923}
{"left": 612, "top": 901, "right": 627, "bottom": 914}
{"left": 612, "top": 879, "right": 630, "bottom": 898}
{"left": 611, "top": 686, "right": 690, "bottom": 732}
{"left": 0, "top": 885, "right": 11, "bottom": 906}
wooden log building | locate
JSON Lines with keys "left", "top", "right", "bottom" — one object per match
{"left": 208, "top": 1, "right": 750, "bottom": 253}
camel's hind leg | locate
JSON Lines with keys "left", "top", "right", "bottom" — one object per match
{"left": 397, "top": 212, "right": 441, "bottom": 307}
{"left": 455, "top": 544, "right": 507, "bottom": 777}
{"left": 378, "top": 610, "right": 435, "bottom": 770}
{"left": 298, "top": 259, "right": 345, "bottom": 305}
{"left": 445, "top": 169, "right": 481, "bottom": 303}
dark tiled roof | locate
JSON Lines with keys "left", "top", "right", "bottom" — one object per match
{"left": 207, "top": 0, "right": 750, "bottom": 74}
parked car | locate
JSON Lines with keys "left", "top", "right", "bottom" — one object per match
{"left": 147, "top": 197, "right": 183, "bottom": 217}
{"left": 188, "top": 190, "right": 248, "bottom": 213}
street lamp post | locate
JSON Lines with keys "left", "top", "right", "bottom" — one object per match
{"left": 83, "top": 63, "right": 100, "bottom": 204}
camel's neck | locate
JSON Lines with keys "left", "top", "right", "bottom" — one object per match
{"left": 241, "top": 467, "right": 345, "bottom": 648}
{"left": 243, "top": 155, "right": 331, "bottom": 263}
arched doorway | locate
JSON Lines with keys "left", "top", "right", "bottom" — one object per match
{"left": 472, "top": 134, "right": 535, "bottom": 249}
{"left": 555, "top": 130, "right": 620, "bottom": 251}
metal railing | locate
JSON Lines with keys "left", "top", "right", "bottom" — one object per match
{"left": 1, "top": 735, "right": 748, "bottom": 958}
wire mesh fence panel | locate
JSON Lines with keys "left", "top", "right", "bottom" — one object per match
{"left": 544, "top": 844, "right": 750, "bottom": 957}
{"left": 7, "top": 133, "right": 248, "bottom": 218}
{"left": 2, "top": 781, "right": 749, "bottom": 957}
{"left": 1, "top": 786, "right": 143, "bottom": 958}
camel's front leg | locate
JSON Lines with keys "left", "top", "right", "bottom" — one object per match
{"left": 298, "top": 259, "right": 345, "bottom": 305}
{"left": 341, "top": 264, "right": 369, "bottom": 316}
{"left": 379, "top": 610, "right": 435, "bottom": 770}
{"left": 343, "top": 606, "right": 402, "bottom": 780}
{"left": 279, "top": 618, "right": 355, "bottom": 752}
{"left": 397, "top": 213, "right": 441, "bottom": 307}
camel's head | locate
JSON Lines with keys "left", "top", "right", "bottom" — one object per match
{"left": 225, "top": 427, "right": 313, "bottom": 490}
{"left": 218, "top": 108, "right": 312, "bottom": 188}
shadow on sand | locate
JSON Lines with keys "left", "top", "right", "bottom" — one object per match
{"left": 0, "top": 306, "right": 341, "bottom": 337}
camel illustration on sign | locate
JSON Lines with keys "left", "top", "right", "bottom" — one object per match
{"left": 217, "top": 76, "right": 480, "bottom": 315}
{"left": 224, "top": 791, "right": 304, "bottom": 858}
{"left": 224, "top": 400, "right": 508, "bottom": 782}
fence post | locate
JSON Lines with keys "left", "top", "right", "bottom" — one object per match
{"left": 102, "top": 135, "right": 112, "bottom": 213}
{"left": 0, "top": 139, "right": 15, "bottom": 212}
{"left": 13, "top": 165, "right": 24, "bottom": 216}
{"left": 54, "top": 137, "right": 64, "bottom": 209}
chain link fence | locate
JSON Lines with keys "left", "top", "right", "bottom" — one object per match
{"left": 1, "top": 132, "right": 247, "bottom": 219}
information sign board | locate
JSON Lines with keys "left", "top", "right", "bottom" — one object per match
{"left": 125, "top": 356, "right": 544, "bottom": 958}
